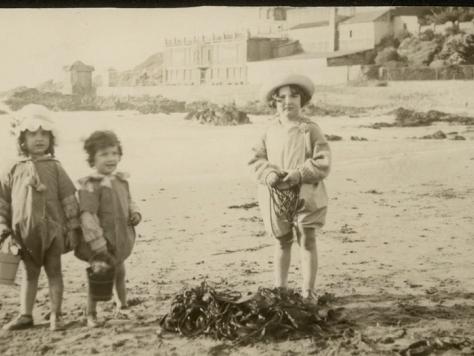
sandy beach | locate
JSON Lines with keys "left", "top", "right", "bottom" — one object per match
{"left": 0, "top": 84, "right": 473, "bottom": 355}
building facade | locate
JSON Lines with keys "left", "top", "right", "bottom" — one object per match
{"left": 338, "top": 10, "right": 393, "bottom": 51}
{"left": 163, "top": 33, "right": 248, "bottom": 86}
{"left": 255, "top": 7, "right": 288, "bottom": 35}
{"left": 162, "top": 32, "right": 300, "bottom": 86}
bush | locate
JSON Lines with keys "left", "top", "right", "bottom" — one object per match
{"left": 384, "top": 60, "right": 408, "bottom": 68}
{"left": 395, "top": 29, "right": 412, "bottom": 43}
{"left": 4, "top": 88, "right": 187, "bottom": 114}
{"left": 436, "top": 33, "right": 474, "bottom": 64}
{"left": 419, "top": 29, "right": 435, "bottom": 41}
{"left": 360, "top": 64, "right": 381, "bottom": 79}
{"left": 364, "top": 49, "right": 378, "bottom": 65}
{"left": 377, "top": 35, "right": 400, "bottom": 49}
{"left": 4, "top": 88, "right": 100, "bottom": 111}
{"left": 398, "top": 36, "right": 441, "bottom": 66}
{"left": 445, "top": 25, "right": 461, "bottom": 36}
{"left": 429, "top": 59, "right": 446, "bottom": 68}
{"left": 375, "top": 47, "right": 401, "bottom": 65}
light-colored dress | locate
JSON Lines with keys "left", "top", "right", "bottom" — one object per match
{"left": 75, "top": 172, "right": 140, "bottom": 263}
{"left": 249, "top": 117, "right": 331, "bottom": 238}
{"left": 0, "top": 156, "right": 80, "bottom": 266}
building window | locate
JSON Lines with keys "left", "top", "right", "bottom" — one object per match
{"left": 226, "top": 68, "right": 230, "bottom": 80}
{"left": 349, "top": 30, "right": 352, "bottom": 38}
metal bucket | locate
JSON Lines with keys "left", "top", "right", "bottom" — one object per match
{"left": 0, "top": 252, "right": 20, "bottom": 285}
{"left": 86, "top": 266, "right": 115, "bottom": 302}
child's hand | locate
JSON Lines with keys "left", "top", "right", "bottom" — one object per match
{"left": 66, "top": 228, "right": 81, "bottom": 248}
{"left": 0, "top": 226, "right": 11, "bottom": 244}
{"left": 129, "top": 212, "right": 141, "bottom": 226}
{"left": 265, "top": 172, "right": 282, "bottom": 187}
{"left": 281, "top": 170, "right": 302, "bottom": 188}
{"left": 91, "top": 251, "right": 117, "bottom": 269}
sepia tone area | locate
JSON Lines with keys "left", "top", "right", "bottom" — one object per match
{"left": 1, "top": 6, "right": 474, "bottom": 356}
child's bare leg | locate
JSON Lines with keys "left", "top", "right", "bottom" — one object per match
{"left": 44, "top": 253, "right": 63, "bottom": 315}
{"left": 2, "top": 258, "right": 40, "bottom": 330}
{"left": 86, "top": 292, "right": 98, "bottom": 327}
{"left": 44, "top": 253, "right": 64, "bottom": 330}
{"left": 273, "top": 231, "right": 293, "bottom": 289}
{"left": 114, "top": 262, "right": 127, "bottom": 310}
{"left": 87, "top": 292, "right": 97, "bottom": 316}
{"left": 297, "top": 226, "right": 318, "bottom": 297}
{"left": 20, "top": 258, "right": 41, "bottom": 316}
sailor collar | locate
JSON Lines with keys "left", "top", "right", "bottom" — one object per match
{"left": 79, "top": 171, "right": 130, "bottom": 189}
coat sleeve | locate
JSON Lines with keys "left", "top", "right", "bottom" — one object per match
{"left": 126, "top": 183, "right": 140, "bottom": 217}
{"left": 248, "top": 131, "right": 282, "bottom": 185}
{"left": 297, "top": 123, "right": 331, "bottom": 184}
{"left": 77, "top": 179, "right": 107, "bottom": 254}
{"left": 56, "top": 162, "right": 80, "bottom": 230}
{"left": 0, "top": 166, "right": 13, "bottom": 229}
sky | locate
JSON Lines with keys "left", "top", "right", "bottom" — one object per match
{"left": 0, "top": 7, "right": 259, "bottom": 92}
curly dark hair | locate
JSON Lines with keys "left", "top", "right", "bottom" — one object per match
{"left": 268, "top": 84, "right": 311, "bottom": 109}
{"left": 83, "top": 130, "right": 123, "bottom": 167}
{"left": 17, "top": 130, "right": 56, "bottom": 157}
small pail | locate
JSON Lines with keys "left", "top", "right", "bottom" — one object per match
{"left": 0, "top": 252, "right": 21, "bottom": 285}
{"left": 86, "top": 266, "right": 115, "bottom": 302}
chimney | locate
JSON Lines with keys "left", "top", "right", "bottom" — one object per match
{"left": 328, "top": 7, "right": 337, "bottom": 52}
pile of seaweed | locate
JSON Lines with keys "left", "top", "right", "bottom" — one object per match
{"left": 159, "top": 282, "right": 348, "bottom": 345}
{"left": 184, "top": 102, "right": 250, "bottom": 126}
{"left": 303, "top": 103, "right": 371, "bottom": 118}
{"left": 416, "top": 130, "right": 466, "bottom": 140}
{"left": 367, "top": 107, "right": 474, "bottom": 129}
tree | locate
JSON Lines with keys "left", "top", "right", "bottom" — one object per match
{"left": 425, "top": 7, "right": 474, "bottom": 31}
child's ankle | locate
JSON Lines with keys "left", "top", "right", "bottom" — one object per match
{"left": 50, "top": 312, "right": 62, "bottom": 320}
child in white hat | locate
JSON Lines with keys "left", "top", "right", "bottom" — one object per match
{"left": 249, "top": 74, "right": 331, "bottom": 301}
{"left": 0, "top": 104, "right": 81, "bottom": 331}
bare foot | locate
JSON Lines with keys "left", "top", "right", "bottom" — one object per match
{"left": 50, "top": 315, "right": 65, "bottom": 332}
{"left": 86, "top": 314, "right": 99, "bottom": 328}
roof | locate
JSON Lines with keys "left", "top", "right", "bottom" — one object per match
{"left": 390, "top": 6, "right": 431, "bottom": 17}
{"left": 259, "top": 49, "right": 371, "bottom": 62}
{"left": 289, "top": 15, "right": 350, "bottom": 30}
{"left": 65, "top": 60, "right": 95, "bottom": 71}
{"left": 340, "top": 9, "right": 390, "bottom": 25}
{"left": 290, "top": 20, "right": 329, "bottom": 30}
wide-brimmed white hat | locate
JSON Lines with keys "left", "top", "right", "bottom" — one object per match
{"left": 261, "top": 74, "right": 315, "bottom": 104}
{"left": 12, "top": 104, "right": 58, "bottom": 139}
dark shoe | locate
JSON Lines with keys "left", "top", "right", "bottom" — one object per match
{"left": 3, "top": 314, "right": 34, "bottom": 331}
